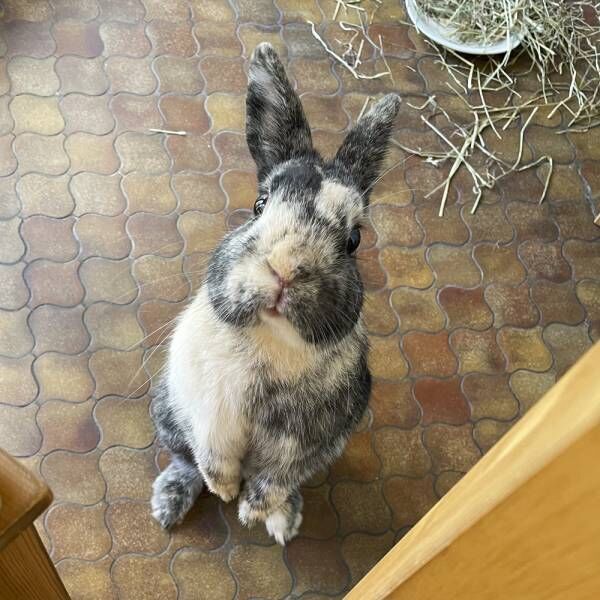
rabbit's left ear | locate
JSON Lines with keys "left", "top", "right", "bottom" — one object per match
{"left": 246, "top": 43, "right": 317, "bottom": 180}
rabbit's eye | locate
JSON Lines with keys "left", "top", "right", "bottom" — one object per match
{"left": 254, "top": 194, "right": 268, "bottom": 216}
{"left": 347, "top": 227, "right": 361, "bottom": 254}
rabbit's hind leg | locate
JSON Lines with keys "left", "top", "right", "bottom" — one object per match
{"left": 151, "top": 453, "right": 204, "bottom": 529}
{"left": 265, "top": 489, "right": 303, "bottom": 545}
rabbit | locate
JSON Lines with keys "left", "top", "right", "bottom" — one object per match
{"left": 150, "top": 42, "right": 401, "bottom": 545}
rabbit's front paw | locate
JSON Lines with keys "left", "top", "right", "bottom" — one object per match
{"left": 237, "top": 497, "right": 266, "bottom": 525}
{"left": 266, "top": 508, "right": 302, "bottom": 545}
{"left": 205, "top": 476, "right": 240, "bottom": 503}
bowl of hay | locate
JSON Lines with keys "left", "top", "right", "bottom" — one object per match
{"left": 406, "top": 0, "right": 524, "bottom": 55}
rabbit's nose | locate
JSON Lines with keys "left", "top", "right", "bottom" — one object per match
{"left": 267, "top": 260, "right": 295, "bottom": 288}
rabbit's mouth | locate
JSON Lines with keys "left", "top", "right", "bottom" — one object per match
{"left": 263, "top": 287, "right": 288, "bottom": 318}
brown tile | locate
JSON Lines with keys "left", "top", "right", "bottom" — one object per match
{"left": 312, "top": 130, "right": 346, "bottom": 160}
{"left": 0, "top": 97, "right": 13, "bottom": 135}
{"left": 435, "top": 471, "right": 463, "bottom": 497}
{"left": 329, "top": 431, "right": 380, "bottom": 483}
{"left": 196, "top": 20, "right": 243, "bottom": 57}
{"left": 52, "top": 0, "right": 100, "bottom": 21}
{"left": 76, "top": 213, "right": 131, "bottom": 259}
{"left": 543, "top": 323, "right": 592, "bottom": 377}
{"left": 166, "top": 134, "right": 219, "bottom": 172}
{"left": 341, "top": 532, "right": 395, "bottom": 587}
{"left": 34, "top": 352, "right": 94, "bottom": 403}
{"left": 299, "top": 484, "right": 338, "bottom": 539}
{"left": 428, "top": 245, "right": 481, "bottom": 288}
{"left": 463, "top": 373, "right": 519, "bottom": 420}
{"left": 497, "top": 327, "right": 553, "bottom": 373}
{"left": 576, "top": 280, "right": 600, "bottom": 341}
{"left": 235, "top": 0, "right": 280, "bottom": 23}
{"left": 518, "top": 240, "right": 571, "bottom": 283}
{"left": 283, "top": 22, "right": 327, "bottom": 58}
{"left": 172, "top": 173, "right": 227, "bottom": 213}
{"left": 159, "top": 95, "right": 209, "bottom": 135}
{"left": 25, "top": 260, "right": 84, "bottom": 308}
{"left": 0, "top": 307, "right": 32, "bottom": 357}
{"left": 461, "top": 203, "right": 513, "bottom": 243}
{"left": 0, "top": 263, "right": 29, "bottom": 310}
{"left": 509, "top": 370, "right": 555, "bottom": 414}
{"left": 47, "top": 502, "right": 110, "bottom": 561}
{"left": 287, "top": 538, "right": 349, "bottom": 596}
{"left": 563, "top": 240, "right": 600, "bottom": 279}
{"left": 371, "top": 205, "right": 423, "bottom": 247}
{"left": 127, "top": 213, "right": 183, "bottom": 258}
{"left": 372, "top": 427, "right": 431, "bottom": 478}
{"left": 41, "top": 450, "right": 105, "bottom": 504}
{"left": 154, "top": 56, "right": 203, "bottom": 94}
{"left": 238, "top": 23, "right": 287, "bottom": 58}
{"left": 531, "top": 280, "right": 585, "bottom": 326}
{"left": 391, "top": 287, "right": 445, "bottom": 332}
{"left": 97, "top": 0, "right": 145, "bottom": 22}
{"left": 0, "top": 135, "right": 17, "bottom": 176}
{"left": 38, "top": 398, "right": 99, "bottom": 453}
{"left": 0, "top": 355, "right": 37, "bottom": 406}
{"left": 147, "top": 19, "right": 195, "bottom": 56}
{"left": 221, "top": 170, "right": 257, "bottom": 211}
{"left": 0, "top": 403, "right": 40, "bottom": 456}
{"left": 200, "top": 56, "right": 246, "bottom": 94}
{"left": 61, "top": 94, "right": 114, "bottom": 136}
{"left": 545, "top": 164, "right": 586, "bottom": 204}
{"left": 438, "top": 286, "right": 493, "bottom": 331}
{"left": 85, "top": 302, "right": 144, "bottom": 350}
{"left": 383, "top": 475, "right": 438, "bottom": 530}
{"left": 379, "top": 246, "right": 433, "bottom": 289}
{"left": 113, "top": 554, "right": 177, "bottom": 599}
{"left": 142, "top": 0, "right": 189, "bottom": 21}
{"left": 52, "top": 19, "right": 103, "bottom": 57}
{"left": 99, "top": 446, "right": 155, "bottom": 502}
{"left": 116, "top": 131, "right": 171, "bottom": 174}
{"left": 370, "top": 379, "right": 420, "bottom": 429}
{"left": 4, "top": 21, "right": 55, "bottom": 58}
{"left": 484, "top": 283, "right": 539, "bottom": 328}
{"left": 473, "top": 419, "right": 513, "bottom": 452}
{"left": 450, "top": 328, "right": 505, "bottom": 375}
{"left": 0, "top": 218, "right": 25, "bottom": 265}
{"left": 289, "top": 58, "right": 339, "bottom": 94}
{"left": 71, "top": 173, "right": 124, "bottom": 217}
{"left": 473, "top": 243, "right": 526, "bottom": 285}
{"left": 505, "top": 202, "right": 558, "bottom": 242}
{"left": 363, "top": 290, "right": 397, "bottom": 336}
{"left": 95, "top": 395, "right": 154, "bottom": 449}
{"left": 357, "top": 246, "right": 384, "bottom": 288}
{"left": 22, "top": 216, "right": 77, "bottom": 262}
{"left": 300, "top": 95, "right": 348, "bottom": 132}
{"left": 189, "top": 0, "right": 235, "bottom": 22}
{"left": 30, "top": 305, "right": 89, "bottom": 354}
{"left": 90, "top": 350, "right": 150, "bottom": 398}
{"left": 8, "top": 56, "right": 59, "bottom": 95}
{"left": 414, "top": 377, "right": 470, "bottom": 425}
{"left": 402, "top": 331, "right": 457, "bottom": 377}
{"left": 17, "top": 173, "right": 74, "bottom": 218}
{"left": 10, "top": 95, "right": 63, "bottom": 135}
{"left": 172, "top": 548, "right": 236, "bottom": 600}
{"left": 67, "top": 132, "right": 119, "bottom": 175}
{"left": 122, "top": 172, "right": 175, "bottom": 215}
{"left": 56, "top": 557, "right": 113, "bottom": 600}
{"left": 112, "top": 94, "right": 162, "bottom": 133}
{"left": 551, "top": 200, "right": 599, "bottom": 241}
{"left": 56, "top": 56, "right": 109, "bottom": 94}
{"left": 416, "top": 203, "right": 468, "bottom": 245}
{"left": 331, "top": 481, "right": 390, "bottom": 535}
{"left": 368, "top": 335, "right": 408, "bottom": 380}
{"left": 0, "top": 177, "right": 19, "bottom": 221}
{"left": 14, "top": 133, "right": 69, "bottom": 175}
{"left": 105, "top": 56, "right": 157, "bottom": 95}
{"left": 132, "top": 255, "right": 189, "bottom": 302}
{"left": 205, "top": 93, "right": 246, "bottom": 132}
{"left": 138, "top": 299, "right": 183, "bottom": 347}
{"left": 178, "top": 211, "right": 227, "bottom": 254}
{"left": 213, "top": 131, "right": 253, "bottom": 171}
{"left": 423, "top": 423, "right": 480, "bottom": 473}
{"left": 80, "top": 257, "right": 137, "bottom": 304}
{"left": 106, "top": 499, "right": 169, "bottom": 557}
{"left": 229, "top": 544, "right": 292, "bottom": 600}
{"left": 99, "top": 21, "right": 151, "bottom": 57}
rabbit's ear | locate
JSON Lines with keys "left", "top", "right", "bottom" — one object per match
{"left": 246, "top": 43, "right": 316, "bottom": 180}
{"left": 333, "top": 94, "right": 401, "bottom": 201}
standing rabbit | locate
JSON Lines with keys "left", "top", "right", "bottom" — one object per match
{"left": 151, "top": 43, "right": 400, "bottom": 544}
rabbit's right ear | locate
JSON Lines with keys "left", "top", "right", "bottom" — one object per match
{"left": 246, "top": 43, "right": 317, "bottom": 180}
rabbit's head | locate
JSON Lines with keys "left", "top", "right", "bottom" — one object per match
{"left": 207, "top": 43, "right": 400, "bottom": 346}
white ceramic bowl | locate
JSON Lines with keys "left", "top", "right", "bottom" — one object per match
{"left": 405, "top": 0, "right": 522, "bottom": 55}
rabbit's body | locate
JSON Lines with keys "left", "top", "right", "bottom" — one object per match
{"left": 151, "top": 43, "right": 400, "bottom": 544}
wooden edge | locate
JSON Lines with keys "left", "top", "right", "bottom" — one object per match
{"left": 0, "top": 449, "right": 53, "bottom": 552}
{"left": 346, "top": 341, "right": 600, "bottom": 600}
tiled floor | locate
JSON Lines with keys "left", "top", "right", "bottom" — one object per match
{"left": 0, "top": 0, "right": 599, "bottom": 598}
